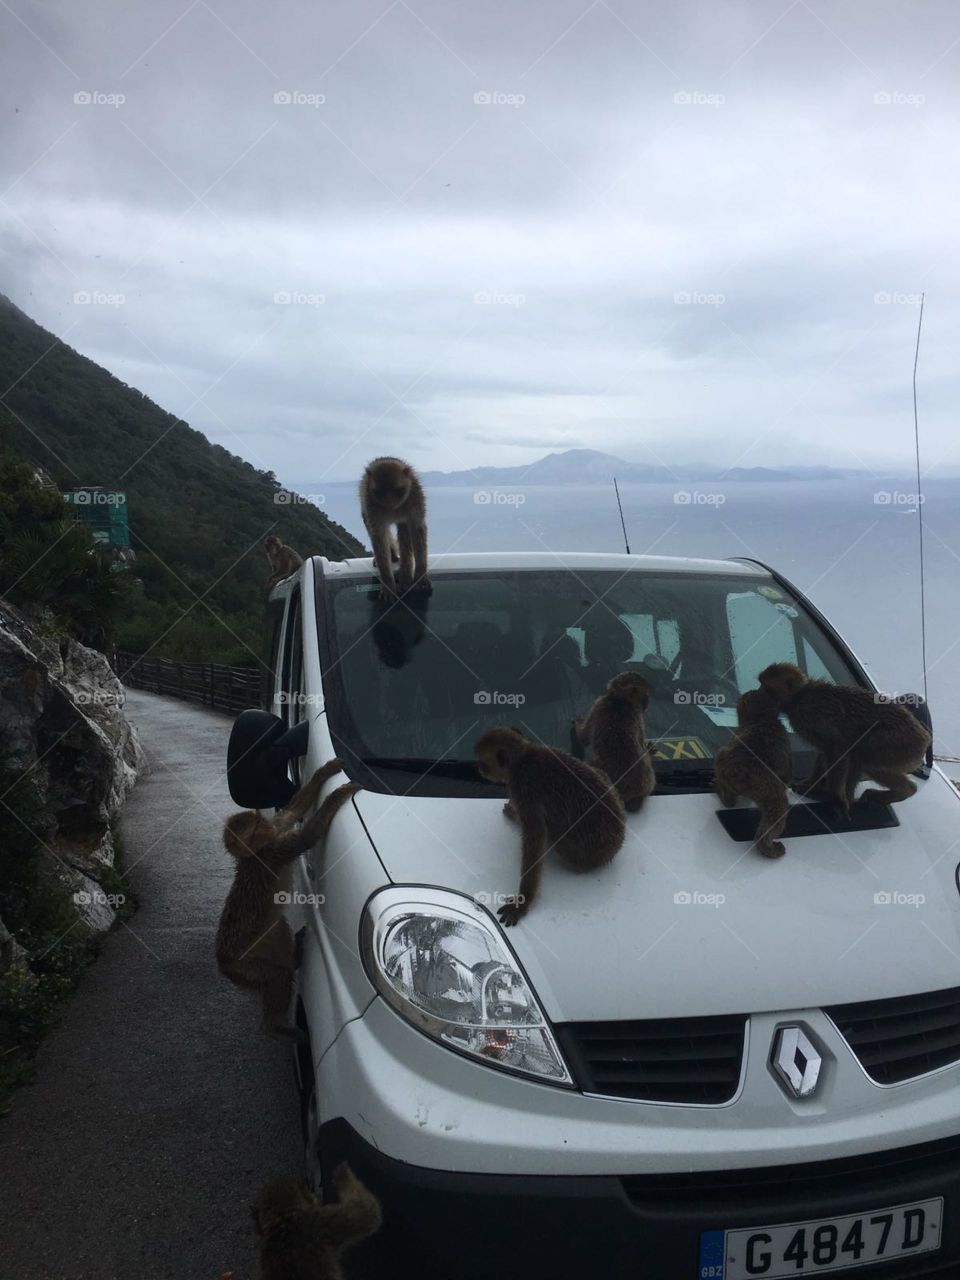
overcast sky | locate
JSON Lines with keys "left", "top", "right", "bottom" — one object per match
{"left": 2, "top": 0, "right": 958, "bottom": 484}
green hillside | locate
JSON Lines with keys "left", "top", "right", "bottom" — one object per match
{"left": 0, "top": 296, "right": 364, "bottom": 663}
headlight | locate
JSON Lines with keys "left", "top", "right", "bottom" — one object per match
{"left": 361, "top": 888, "right": 573, "bottom": 1085}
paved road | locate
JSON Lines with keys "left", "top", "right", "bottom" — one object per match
{"left": 0, "top": 690, "right": 302, "bottom": 1280}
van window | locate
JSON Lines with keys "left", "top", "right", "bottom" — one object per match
{"left": 281, "top": 589, "right": 303, "bottom": 728}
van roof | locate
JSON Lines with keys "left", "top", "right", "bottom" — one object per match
{"left": 317, "top": 551, "right": 772, "bottom": 578}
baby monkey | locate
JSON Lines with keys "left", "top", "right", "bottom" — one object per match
{"left": 359, "top": 456, "right": 431, "bottom": 600}
{"left": 475, "top": 726, "right": 625, "bottom": 926}
{"left": 575, "top": 672, "right": 656, "bottom": 812}
{"left": 263, "top": 534, "right": 303, "bottom": 590}
{"left": 253, "top": 1163, "right": 382, "bottom": 1280}
{"left": 759, "top": 663, "right": 931, "bottom": 813}
{"left": 217, "top": 761, "right": 358, "bottom": 1040}
{"left": 714, "top": 689, "right": 792, "bottom": 858}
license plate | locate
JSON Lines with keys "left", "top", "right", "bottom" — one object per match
{"left": 699, "top": 1197, "right": 942, "bottom": 1279}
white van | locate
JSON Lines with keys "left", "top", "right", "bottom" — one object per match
{"left": 227, "top": 552, "right": 959, "bottom": 1280}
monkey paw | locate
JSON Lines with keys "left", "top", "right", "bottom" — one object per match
{"left": 497, "top": 899, "right": 526, "bottom": 927}
{"left": 378, "top": 583, "right": 399, "bottom": 603}
{"left": 410, "top": 574, "right": 433, "bottom": 595}
{"left": 758, "top": 840, "right": 786, "bottom": 859}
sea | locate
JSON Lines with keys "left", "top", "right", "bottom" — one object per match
{"left": 314, "top": 476, "right": 960, "bottom": 759}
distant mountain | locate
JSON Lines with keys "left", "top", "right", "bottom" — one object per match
{"left": 0, "top": 296, "right": 364, "bottom": 663}
{"left": 403, "top": 449, "right": 859, "bottom": 487}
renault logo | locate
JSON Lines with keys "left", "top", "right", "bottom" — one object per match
{"left": 772, "top": 1026, "right": 822, "bottom": 1098}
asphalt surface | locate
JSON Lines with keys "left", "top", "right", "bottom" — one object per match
{"left": 0, "top": 690, "right": 302, "bottom": 1280}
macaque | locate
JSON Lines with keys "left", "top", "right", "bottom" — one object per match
{"left": 758, "top": 663, "right": 931, "bottom": 813}
{"left": 575, "top": 672, "right": 656, "bottom": 812}
{"left": 714, "top": 689, "right": 792, "bottom": 858}
{"left": 359, "top": 457, "right": 430, "bottom": 600}
{"left": 217, "top": 761, "right": 358, "bottom": 1039}
{"left": 474, "top": 726, "right": 625, "bottom": 925}
{"left": 253, "top": 1164, "right": 382, "bottom": 1280}
{"left": 264, "top": 534, "right": 303, "bottom": 590}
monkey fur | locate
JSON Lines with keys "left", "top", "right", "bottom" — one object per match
{"left": 714, "top": 688, "right": 793, "bottom": 858}
{"left": 575, "top": 672, "right": 656, "bottom": 812}
{"left": 264, "top": 534, "right": 304, "bottom": 590}
{"left": 475, "top": 726, "right": 625, "bottom": 925}
{"left": 758, "top": 663, "right": 930, "bottom": 813}
{"left": 253, "top": 1164, "right": 382, "bottom": 1280}
{"left": 217, "top": 761, "right": 358, "bottom": 1039}
{"left": 359, "top": 457, "right": 431, "bottom": 600}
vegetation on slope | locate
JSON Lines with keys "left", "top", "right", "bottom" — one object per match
{"left": 0, "top": 295, "right": 365, "bottom": 663}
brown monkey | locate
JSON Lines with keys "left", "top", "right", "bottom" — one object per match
{"left": 359, "top": 456, "right": 431, "bottom": 599}
{"left": 264, "top": 534, "right": 304, "bottom": 590}
{"left": 217, "top": 761, "right": 359, "bottom": 1040}
{"left": 253, "top": 1164, "right": 382, "bottom": 1280}
{"left": 714, "top": 689, "right": 792, "bottom": 858}
{"left": 575, "top": 672, "right": 656, "bottom": 812}
{"left": 474, "top": 726, "right": 625, "bottom": 926}
{"left": 758, "top": 663, "right": 930, "bottom": 813}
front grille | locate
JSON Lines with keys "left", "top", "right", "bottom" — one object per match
{"left": 826, "top": 985, "right": 960, "bottom": 1084}
{"left": 621, "top": 1134, "right": 960, "bottom": 1210}
{"left": 556, "top": 1014, "right": 746, "bottom": 1104}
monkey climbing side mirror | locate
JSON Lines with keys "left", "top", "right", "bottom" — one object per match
{"left": 227, "top": 709, "right": 309, "bottom": 809}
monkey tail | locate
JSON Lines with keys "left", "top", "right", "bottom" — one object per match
{"left": 755, "top": 787, "right": 790, "bottom": 859}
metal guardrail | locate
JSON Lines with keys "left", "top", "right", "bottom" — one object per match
{"left": 116, "top": 651, "right": 262, "bottom": 716}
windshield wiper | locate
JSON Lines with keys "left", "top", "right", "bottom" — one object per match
{"left": 359, "top": 756, "right": 489, "bottom": 781}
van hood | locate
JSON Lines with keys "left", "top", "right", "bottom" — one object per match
{"left": 354, "top": 773, "right": 960, "bottom": 1023}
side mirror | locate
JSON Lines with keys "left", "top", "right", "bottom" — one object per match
{"left": 902, "top": 695, "right": 933, "bottom": 776}
{"left": 906, "top": 696, "right": 936, "bottom": 773}
{"left": 227, "top": 710, "right": 309, "bottom": 809}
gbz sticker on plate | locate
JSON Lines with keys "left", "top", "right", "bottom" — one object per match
{"left": 698, "top": 1197, "right": 942, "bottom": 1279}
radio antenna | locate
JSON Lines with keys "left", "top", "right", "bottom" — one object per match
{"left": 912, "top": 293, "right": 928, "bottom": 703}
{"left": 613, "top": 477, "right": 631, "bottom": 554}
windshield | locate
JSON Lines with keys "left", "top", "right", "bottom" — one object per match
{"left": 319, "top": 568, "right": 860, "bottom": 796}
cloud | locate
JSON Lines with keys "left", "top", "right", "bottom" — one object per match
{"left": 1, "top": 0, "right": 958, "bottom": 481}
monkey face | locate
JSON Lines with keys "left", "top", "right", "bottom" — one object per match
{"left": 608, "top": 671, "right": 650, "bottom": 708}
{"left": 737, "top": 688, "right": 780, "bottom": 724}
{"left": 758, "top": 662, "right": 807, "bottom": 705}
{"left": 252, "top": 1177, "right": 316, "bottom": 1235}
{"left": 369, "top": 460, "right": 412, "bottom": 508}
{"left": 223, "top": 811, "right": 266, "bottom": 857}
{"left": 263, "top": 535, "right": 282, "bottom": 554}
{"left": 475, "top": 727, "right": 523, "bottom": 781}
